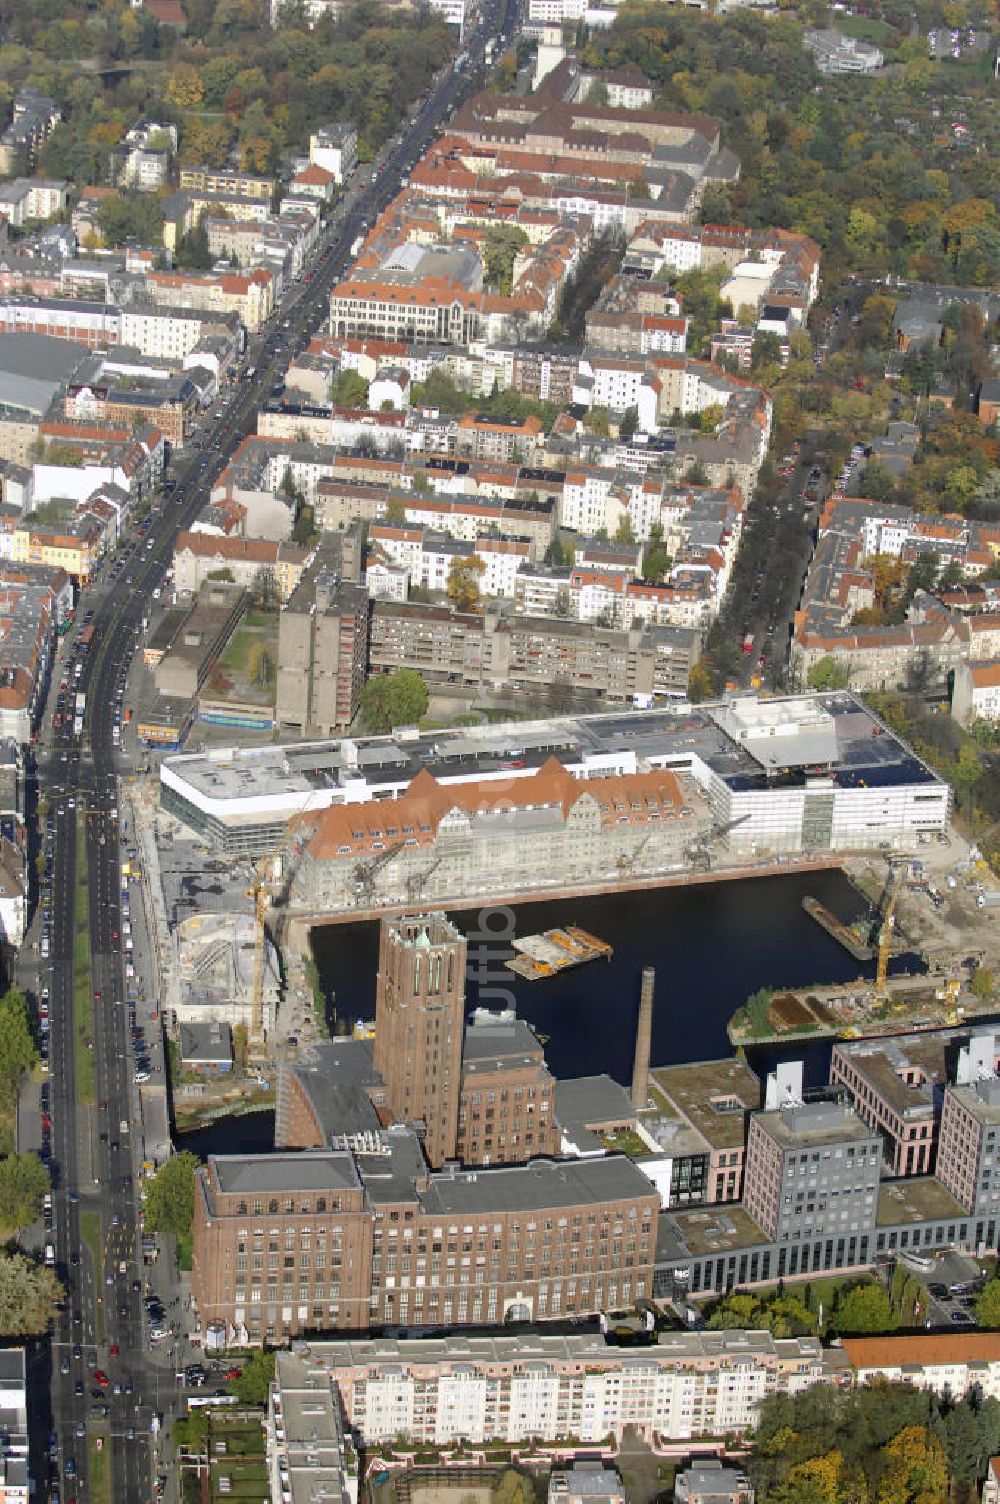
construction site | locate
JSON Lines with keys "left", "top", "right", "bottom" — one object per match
{"left": 129, "top": 692, "right": 987, "bottom": 1083}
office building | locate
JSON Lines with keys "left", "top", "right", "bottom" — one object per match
{"left": 191, "top": 1146, "right": 659, "bottom": 1343}
{"left": 742, "top": 1101, "right": 881, "bottom": 1244}
{"left": 830, "top": 1031, "right": 965, "bottom": 1176}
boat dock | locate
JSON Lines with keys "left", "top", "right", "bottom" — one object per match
{"left": 802, "top": 895, "right": 874, "bottom": 961}
{"left": 506, "top": 926, "right": 612, "bottom": 981}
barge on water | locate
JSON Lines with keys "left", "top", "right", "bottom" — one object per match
{"left": 802, "top": 895, "right": 875, "bottom": 961}
{"left": 506, "top": 926, "right": 612, "bottom": 981}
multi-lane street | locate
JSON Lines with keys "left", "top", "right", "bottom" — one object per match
{"left": 39, "top": 6, "right": 513, "bottom": 1500}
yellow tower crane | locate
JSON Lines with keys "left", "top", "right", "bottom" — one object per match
{"left": 875, "top": 862, "right": 906, "bottom": 992}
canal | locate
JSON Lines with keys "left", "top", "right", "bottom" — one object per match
{"left": 311, "top": 867, "right": 906, "bottom": 1089}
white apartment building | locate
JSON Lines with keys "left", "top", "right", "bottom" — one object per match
{"left": 309, "top": 124, "right": 358, "bottom": 185}
{"left": 275, "top": 1331, "right": 830, "bottom": 1448}
{"left": 120, "top": 308, "right": 217, "bottom": 362}
{"left": 842, "top": 1335, "right": 1000, "bottom": 1399}
{"left": 952, "top": 661, "right": 1000, "bottom": 728}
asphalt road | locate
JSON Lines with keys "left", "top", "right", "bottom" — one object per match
{"left": 39, "top": 3, "right": 515, "bottom": 1500}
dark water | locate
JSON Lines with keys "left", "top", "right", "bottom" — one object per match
{"left": 177, "top": 1108, "right": 276, "bottom": 1159}
{"left": 311, "top": 869, "right": 915, "bottom": 1090}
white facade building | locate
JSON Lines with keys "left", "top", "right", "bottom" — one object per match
{"left": 275, "top": 1331, "right": 830, "bottom": 1448}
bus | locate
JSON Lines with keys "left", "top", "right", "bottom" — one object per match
{"left": 73, "top": 692, "right": 85, "bottom": 737}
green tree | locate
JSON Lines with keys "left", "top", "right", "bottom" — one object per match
{"left": 330, "top": 369, "right": 370, "bottom": 408}
{"left": 175, "top": 219, "right": 212, "bottom": 272}
{"left": 687, "top": 662, "right": 714, "bottom": 703}
{"left": 482, "top": 225, "right": 529, "bottom": 295}
{"left": 359, "top": 669, "right": 429, "bottom": 732}
{"left": 0, "top": 1153, "right": 49, "bottom": 1233}
{"left": 228, "top": 1347, "right": 275, "bottom": 1405}
{"left": 447, "top": 554, "right": 486, "bottom": 612}
{"left": 976, "top": 1279, "right": 1000, "bottom": 1329}
{"left": 0, "top": 989, "right": 37, "bottom": 1107}
{"left": 970, "top": 967, "right": 996, "bottom": 1000}
{"left": 830, "top": 1282, "right": 898, "bottom": 1336}
{"left": 808, "top": 655, "right": 850, "bottom": 691}
{"left": 143, "top": 1151, "right": 199, "bottom": 1237}
{"left": 0, "top": 1249, "right": 62, "bottom": 1335}
{"left": 291, "top": 504, "right": 317, "bottom": 546}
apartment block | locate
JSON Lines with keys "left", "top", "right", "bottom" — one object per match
{"left": 275, "top": 542, "right": 369, "bottom": 734}
{"left": 173, "top": 532, "right": 310, "bottom": 603}
{"left": 0, "top": 89, "right": 60, "bottom": 176}
{"left": 178, "top": 165, "right": 275, "bottom": 201}
{"left": 368, "top": 600, "right": 701, "bottom": 702}
{"left": 310, "top": 123, "right": 358, "bottom": 184}
{"left": 273, "top": 1329, "right": 829, "bottom": 1447}
{"left": 742, "top": 1102, "right": 881, "bottom": 1244}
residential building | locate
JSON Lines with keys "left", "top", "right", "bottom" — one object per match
{"left": 953, "top": 661, "right": 1000, "bottom": 728}
{"left": 0, "top": 90, "right": 60, "bottom": 176}
{"left": 173, "top": 532, "right": 310, "bottom": 603}
{"left": 0, "top": 838, "right": 25, "bottom": 947}
{"left": 266, "top": 1350, "right": 359, "bottom": 1504}
{"left": 0, "top": 1349, "right": 27, "bottom": 1504}
{"left": 178, "top": 165, "right": 275, "bottom": 202}
{"left": 0, "top": 178, "right": 68, "bottom": 228}
{"left": 842, "top": 1335, "right": 1000, "bottom": 1401}
{"left": 114, "top": 120, "right": 176, "bottom": 190}
{"left": 275, "top": 541, "right": 370, "bottom": 734}
{"left": 310, "top": 124, "right": 358, "bottom": 185}
{"left": 271, "top": 1330, "right": 829, "bottom": 1445}
{"left": 675, "top": 1463, "right": 753, "bottom": 1504}
{"left": 549, "top": 1465, "right": 625, "bottom": 1504}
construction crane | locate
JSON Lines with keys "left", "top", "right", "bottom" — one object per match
{"left": 875, "top": 861, "right": 906, "bottom": 992}
{"left": 617, "top": 833, "right": 652, "bottom": 875}
{"left": 406, "top": 856, "right": 442, "bottom": 900}
{"left": 684, "top": 813, "right": 751, "bottom": 871}
{"left": 352, "top": 841, "right": 404, "bottom": 903}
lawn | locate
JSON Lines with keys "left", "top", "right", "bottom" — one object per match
{"left": 80, "top": 1210, "right": 104, "bottom": 1342}
{"left": 88, "top": 1433, "right": 111, "bottom": 1504}
{"left": 74, "top": 814, "right": 94, "bottom": 1105}
{"left": 208, "top": 1415, "right": 267, "bottom": 1504}
{"left": 837, "top": 14, "right": 894, "bottom": 46}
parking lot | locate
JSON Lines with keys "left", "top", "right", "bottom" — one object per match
{"left": 908, "top": 1248, "right": 990, "bottom": 1328}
